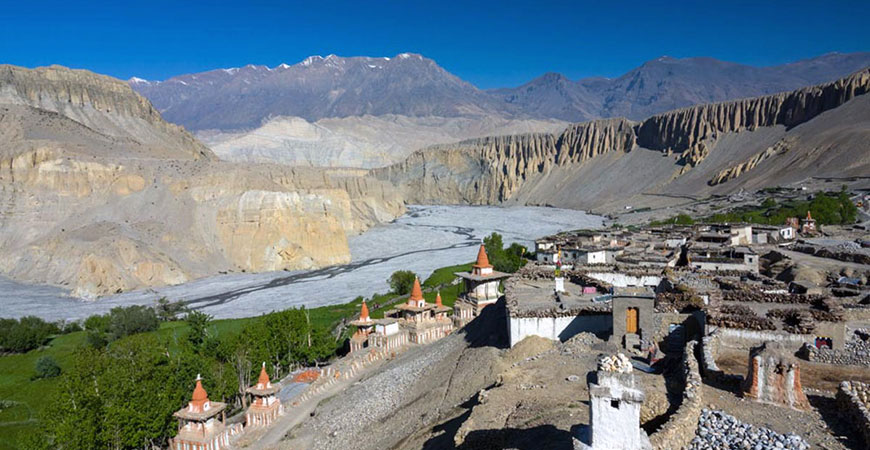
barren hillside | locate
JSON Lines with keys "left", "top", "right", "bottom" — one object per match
{"left": 0, "top": 65, "right": 404, "bottom": 298}
{"left": 375, "top": 69, "right": 870, "bottom": 212}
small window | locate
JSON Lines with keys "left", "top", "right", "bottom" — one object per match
{"left": 610, "top": 399, "right": 620, "bottom": 409}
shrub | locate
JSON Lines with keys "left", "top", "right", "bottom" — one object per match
{"left": 34, "top": 356, "right": 61, "bottom": 379}
{"left": 155, "top": 297, "right": 187, "bottom": 321}
{"left": 389, "top": 270, "right": 418, "bottom": 295}
{"left": 107, "top": 305, "right": 159, "bottom": 340}
{"left": 82, "top": 305, "right": 160, "bottom": 347}
{"left": 0, "top": 316, "right": 60, "bottom": 353}
{"left": 62, "top": 321, "right": 83, "bottom": 333}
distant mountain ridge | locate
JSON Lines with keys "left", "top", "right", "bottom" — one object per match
{"left": 131, "top": 52, "right": 870, "bottom": 131}
{"left": 494, "top": 52, "right": 870, "bottom": 121}
{"left": 132, "top": 53, "right": 512, "bottom": 130}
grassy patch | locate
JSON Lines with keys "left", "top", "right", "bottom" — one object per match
{"left": 0, "top": 331, "right": 85, "bottom": 449}
{"left": 0, "top": 261, "right": 476, "bottom": 447}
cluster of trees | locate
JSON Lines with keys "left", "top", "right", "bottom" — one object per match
{"left": 0, "top": 316, "right": 63, "bottom": 353}
{"left": 706, "top": 190, "right": 858, "bottom": 225}
{"left": 483, "top": 232, "right": 527, "bottom": 273}
{"left": 649, "top": 190, "right": 859, "bottom": 227}
{"left": 25, "top": 306, "right": 336, "bottom": 450}
{"left": 83, "top": 305, "right": 161, "bottom": 348}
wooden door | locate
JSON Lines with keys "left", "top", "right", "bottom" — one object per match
{"left": 626, "top": 308, "right": 638, "bottom": 334}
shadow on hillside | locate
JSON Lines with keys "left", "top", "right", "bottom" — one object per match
{"left": 420, "top": 396, "right": 477, "bottom": 450}
{"left": 459, "top": 297, "right": 509, "bottom": 350}
{"left": 808, "top": 394, "right": 863, "bottom": 449}
{"left": 455, "top": 424, "right": 574, "bottom": 450}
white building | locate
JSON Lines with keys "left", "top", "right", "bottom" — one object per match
{"left": 576, "top": 364, "right": 651, "bottom": 450}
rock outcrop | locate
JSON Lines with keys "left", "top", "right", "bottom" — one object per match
{"left": 0, "top": 65, "right": 404, "bottom": 298}
{"left": 708, "top": 139, "right": 791, "bottom": 185}
{"left": 376, "top": 69, "right": 870, "bottom": 206}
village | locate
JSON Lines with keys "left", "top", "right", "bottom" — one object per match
{"left": 167, "top": 209, "right": 870, "bottom": 450}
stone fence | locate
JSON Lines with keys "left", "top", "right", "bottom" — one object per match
{"left": 715, "top": 328, "right": 810, "bottom": 351}
{"left": 836, "top": 381, "right": 870, "bottom": 447}
{"left": 799, "top": 342, "right": 870, "bottom": 367}
{"left": 698, "top": 333, "right": 743, "bottom": 388}
{"left": 649, "top": 340, "right": 703, "bottom": 450}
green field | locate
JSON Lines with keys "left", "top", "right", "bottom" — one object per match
{"left": 0, "top": 261, "right": 473, "bottom": 448}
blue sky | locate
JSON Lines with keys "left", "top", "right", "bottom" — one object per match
{"left": 1, "top": 0, "right": 868, "bottom": 88}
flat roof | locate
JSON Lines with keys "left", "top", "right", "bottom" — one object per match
{"left": 455, "top": 271, "right": 511, "bottom": 281}
{"left": 505, "top": 278, "right": 612, "bottom": 318}
{"left": 173, "top": 402, "right": 227, "bottom": 421}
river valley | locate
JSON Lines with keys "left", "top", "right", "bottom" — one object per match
{"left": 0, "top": 205, "right": 602, "bottom": 321}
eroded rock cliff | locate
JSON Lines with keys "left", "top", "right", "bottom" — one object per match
{"left": 0, "top": 66, "right": 404, "bottom": 298}
{"left": 376, "top": 69, "right": 870, "bottom": 206}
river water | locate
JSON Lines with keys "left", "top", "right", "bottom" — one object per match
{"left": 0, "top": 205, "right": 602, "bottom": 321}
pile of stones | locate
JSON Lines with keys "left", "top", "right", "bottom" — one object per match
{"left": 723, "top": 290, "right": 817, "bottom": 304}
{"left": 690, "top": 409, "right": 809, "bottom": 450}
{"left": 707, "top": 314, "right": 777, "bottom": 331}
{"left": 597, "top": 353, "right": 632, "bottom": 373}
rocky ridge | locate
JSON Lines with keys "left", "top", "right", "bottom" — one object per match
{"left": 375, "top": 68, "right": 870, "bottom": 207}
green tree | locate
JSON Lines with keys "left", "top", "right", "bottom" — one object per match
{"left": 107, "top": 305, "right": 159, "bottom": 341}
{"left": 155, "top": 297, "right": 187, "bottom": 321}
{"left": 185, "top": 310, "right": 213, "bottom": 349}
{"left": 34, "top": 356, "right": 61, "bottom": 379}
{"left": 389, "top": 270, "right": 418, "bottom": 295}
{"left": 484, "top": 232, "right": 527, "bottom": 273}
{"left": 0, "top": 316, "right": 60, "bottom": 353}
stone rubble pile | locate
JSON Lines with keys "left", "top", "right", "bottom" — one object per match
{"left": 689, "top": 409, "right": 809, "bottom": 450}
{"left": 597, "top": 353, "right": 632, "bottom": 373}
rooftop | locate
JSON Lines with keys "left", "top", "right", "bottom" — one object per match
{"left": 505, "top": 277, "right": 612, "bottom": 318}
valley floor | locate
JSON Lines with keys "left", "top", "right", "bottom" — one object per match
{"left": 0, "top": 205, "right": 601, "bottom": 321}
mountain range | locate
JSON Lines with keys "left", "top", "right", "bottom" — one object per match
{"left": 132, "top": 52, "right": 870, "bottom": 130}
{"left": 129, "top": 52, "right": 870, "bottom": 168}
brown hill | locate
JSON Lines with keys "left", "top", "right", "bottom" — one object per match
{"left": 0, "top": 65, "right": 403, "bottom": 298}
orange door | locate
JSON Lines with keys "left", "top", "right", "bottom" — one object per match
{"left": 626, "top": 308, "right": 638, "bottom": 334}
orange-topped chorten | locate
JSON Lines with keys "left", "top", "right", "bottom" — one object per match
{"left": 473, "top": 244, "right": 492, "bottom": 269}
{"left": 408, "top": 277, "right": 424, "bottom": 305}
{"left": 256, "top": 363, "right": 271, "bottom": 389}
{"left": 435, "top": 292, "right": 443, "bottom": 307}
{"left": 360, "top": 300, "right": 370, "bottom": 321}
{"left": 172, "top": 374, "right": 234, "bottom": 450}
{"left": 245, "top": 362, "right": 283, "bottom": 428}
{"left": 189, "top": 375, "right": 209, "bottom": 412}
{"left": 454, "top": 244, "right": 511, "bottom": 326}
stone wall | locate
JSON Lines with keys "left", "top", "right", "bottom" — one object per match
{"left": 836, "top": 381, "right": 870, "bottom": 447}
{"left": 699, "top": 333, "right": 743, "bottom": 388}
{"left": 649, "top": 341, "right": 703, "bottom": 450}
{"left": 715, "top": 327, "right": 811, "bottom": 351}
{"left": 799, "top": 327, "right": 870, "bottom": 366}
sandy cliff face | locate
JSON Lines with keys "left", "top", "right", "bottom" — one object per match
{"left": 376, "top": 69, "right": 870, "bottom": 207}
{"left": 0, "top": 66, "right": 404, "bottom": 298}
